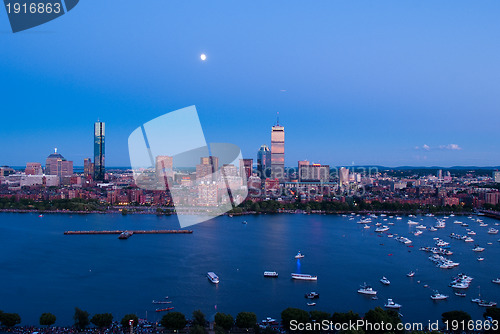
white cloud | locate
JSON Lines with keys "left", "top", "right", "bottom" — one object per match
{"left": 439, "top": 144, "right": 462, "bottom": 150}
{"left": 422, "top": 144, "right": 430, "bottom": 151}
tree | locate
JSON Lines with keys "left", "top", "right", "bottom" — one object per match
{"left": 192, "top": 309, "right": 207, "bottom": 327}
{"left": 74, "top": 307, "right": 90, "bottom": 330}
{"left": 484, "top": 307, "right": 500, "bottom": 321}
{"left": 309, "top": 310, "right": 330, "bottom": 323}
{"left": 236, "top": 312, "right": 257, "bottom": 329}
{"left": 442, "top": 311, "right": 472, "bottom": 333}
{"left": 161, "top": 312, "right": 187, "bottom": 331}
{"left": 189, "top": 325, "right": 207, "bottom": 334}
{"left": 91, "top": 313, "right": 113, "bottom": 328}
{"left": 39, "top": 313, "right": 56, "bottom": 327}
{"left": 331, "top": 311, "right": 361, "bottom": 326}
{"left": 121, "top": 314, "right": 139, "bottom": 329}
{"left": 363, "top": 307, "right": 401, "bottom": 334}
{"left": 281, "top": 308, "right": 309, "bottom": 331}
{"left": 1, "top": 312, "right": 21, "bottom": 328}
{"left": 215, "top": 312, "right": 234, "bottom": 331}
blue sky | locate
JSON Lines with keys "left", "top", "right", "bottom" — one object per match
{"left": 1, "top": 0, "right": 499, "bottom": 167}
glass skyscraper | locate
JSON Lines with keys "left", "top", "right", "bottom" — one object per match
{"left": 257, "top": 144, "right": 271, "bottom": 179}
{"left": 94, "top": 121, "right": 105, "bottom": 181}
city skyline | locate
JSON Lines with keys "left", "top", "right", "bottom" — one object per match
{"left": 1, "top": 1, "right": 500, "bottom": 167}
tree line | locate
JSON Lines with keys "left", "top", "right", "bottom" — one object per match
{"left": 1, "top": 307, "right": 499, "bottom": 334}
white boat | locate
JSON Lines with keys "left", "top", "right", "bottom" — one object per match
{"left": 307, "top": 302, "right": 316, "bottom": 306}
{"left": 207, "top": 272, "right": 219, "bottom": 284}
{"left": 291, "top": 273, "right": 317, "bottom": 281}
{"left": 364, "top": 225, "right": 371, "bottom": 229}
{"left": 479, "top": 301, "right": 497, "bottom": 307}
{"left": 416, "top": 225, "right": 427, "bottom": 230}
{"left": 380, "top": 276, "right": 390, "bottom": 285}
{"left": 357, "top": 283, "right": 377, "bottom": 295}
{"left": 472, "top": 245, "right": 485, "bottom": 252}
{"left": 429, "top": 227, "right": 438, "bottom": 232}
{"left": 491, "top": 278, "right": 500, "bottom": 284}
{"left": 414, "top": 230, "right": 423, "bottom": 236}
{"left": 408, "top": 220, "right": 419, "bottom": 225}
{"left": 357, "top": 218, "right": 372, "bottom": 224}
{"left": 454, "top": 220, "right": 462, "bottom": 224}
{"left": 294, "top": 251, "right": 305, "bottom": 259}
{"left": 375, "top": 226, "right": 389, "bottom": 232}
{"left": 455, "top": 292, "right": 466, "bottom": 297}
{"left": 464, "top": 237, "right": 474, "bottom": 242}
{"left": 468, "top": 231, "right": 476, "bottom": 235}
{"left": 407, "top": 271, "right": 415, "bottom": 277}
{"left": 384, "top": 299, "right": 402, "bottom": 309}
{"left": 480, "top": 223, "right": 488, "bottom": 227}
{"left": 431, "top": 291, "right": 449, "bottom": 300}
{"left": 264, "top": 271, "right": 278, "bottom": 277}
{"left": 488, "top": 228, "right": 498, "bottom": 234}
{"left": 477, "top": 257, "right": 485, "bottom": 261}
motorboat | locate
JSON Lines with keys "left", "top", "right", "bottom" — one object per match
{"left": 357, "top": 283, "right": 377, "bottom": 295}
{"left": 491, "top": 278, "right": 500, "bottom": 284}
{"left": 408, "top": 220, "right": 419, "bottom": 225}
{"left": 467, "top": 231, "right": 476, "bottom": 235}
{"left": 118, "top": 231, "right": 133, "bottom": 239}
{"left": 455, "top": 292, "right": 466, "bottom": 297}
{"left": 305, "top": 292, "right": 320, "bottom": 299}
{"left": 264, "top": 271, "right": 278, "bottom": 277}
{"left": 407, "top": 271, "right": 415, "bottom": 277}
{"left": 488, "top": 228, "right": 499, "bottom": 234}
{"left": 429, "top": 227, "right": 438, "bottom": 232}
{"left": 472, "top": 245, "right": 485, "bottom": 252}
{"left": 477, "top": 257, "right": 485, "bottom": 261}
{"left": 295, "top": 251, "right": 305, "bottom": 259}
{"left": 380, "top": 276, "right": 391, "bottom": 285}
{"left": 207, "top": 272, "right": 220, "bottom": 284}
{"left": 384, "top": 299, "right": 402, "bottom": 309}
{"left": 291, "top": 273, "right": 317, "bottom": 281}
{"left": 364, "top": 225, "right": 371, "bottom": 229}
{"left": 307, "top": 302, "right": 316, "bottom": 306}
{"left": 375, "top": 226, "right": 389, "bottom": 232}
{"left": 416, "top": 225, "right": 427, "bottom": 230}
{"left": 431, "top": 291, "right": 449, "bottom": 300}
{"left": 478, "top": 301, "right": 497, "bottom": 307}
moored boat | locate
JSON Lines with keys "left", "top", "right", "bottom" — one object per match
{"left": 264, "top": 271, "right": 278, "bottom": 277}
{"left": 207, "top": 272, "right": 220, "bottom": 284}
{"left": 357, "top": 283, "right": 377, "bottom": 295}
{"left": 291, "top": 273, "right": 317, "bottom": 281}
{"left": 295, "top": 251, "right": 305, "bottom": 259}
{"left": 384, "top": 298, "right": 402, "bottom": 309}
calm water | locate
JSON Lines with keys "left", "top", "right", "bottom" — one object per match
{"left": 1, "top": 212, "right": 499, "bottom": 326}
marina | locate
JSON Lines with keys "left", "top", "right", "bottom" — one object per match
{"left": 1, "top": 212, "right": 499, "bottom": 325}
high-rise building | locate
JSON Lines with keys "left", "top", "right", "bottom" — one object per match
{"left": 257, "top": 145, "right": 271, "bottom": 179}
{"left": 45, "top": 149, "right": 73, "bottom": 178}
{"left": 25, "top": 162, "right": 42, "bottom": 175}
{"left": 239, "top": 159, "right": 253, "bottom": 179}
{"left": 271, "top": 117, "right": 285, "bottom": 181}
{"left": 299, "top": 163, "right": 330, "bottom": 183}
{"left": 339, "top": 167, "right": 350, "bottom": 186}
{"left": 196, "top": 156, "right": 219, "bottom": 181}
{"left": 83, "top": 158, "right": 94, "bottom": 179}
{"left": 493, "top": 171, "right": 500, "bottom": 183}
{"left": 94, "top": 121, "right": 105, "bottom": 181}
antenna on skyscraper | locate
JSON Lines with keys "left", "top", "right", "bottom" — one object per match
{"left": 276, "top": 112, "right": 279, "bottom": 126}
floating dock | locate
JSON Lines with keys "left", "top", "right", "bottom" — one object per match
{"left": 64, "top": 230, "right": 193, "bottom": 235}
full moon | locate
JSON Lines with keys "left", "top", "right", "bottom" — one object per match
{"left": 200, "top": 54, "right": 207, "bottom": 61}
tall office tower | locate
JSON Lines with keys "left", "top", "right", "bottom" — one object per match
{"left": 271, "top": 116, "right": 285, "bottom": 181}
{"left": 339, "top": 167, "right": 350, "bottom": 186}
{"left": 437, "top": 169, "right": 443, "bottom": 180}
{"left": 239, "top": 159, "right": 253, "bottom": 179}
{"left": 94, "top": 121, "right": 105, "bottom": 181}
{"left": 45, "top": 149, "right": 73, "bottom": 178}
{"left": 257, "top": 145, "right": 271, "bottom": 179}
{"left": 494, "top": 171, "right": 500, "bottom": 183}
{"left": 83, "top": 158, "right": 94, "bottom": 178}
{"left": 25, "top": 162, "right": 42, "bottom": 175}
{"left": 196, "top": 156, "right": 219, "bottom": 181}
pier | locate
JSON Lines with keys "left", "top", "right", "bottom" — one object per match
{"left": 64, "top": 230, "right": 193, "bottom": 235}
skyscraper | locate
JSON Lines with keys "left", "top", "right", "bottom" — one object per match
{"left": 257, "top": 145, "right": 271, "bottom": 179}
{"left": 94, "top": 121, "right": 105, "bottom": 181}
{"left": 45, "top": 149, "right": 73, "bottom": 178}
{"left": 271, "top": 116, "right": 285, "bottom": 181}
{"left": 239, "top": 159, "right": 253, "bottom": 179}
{"left": 83, "top": 158, "right": 94, "bottom": 179}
